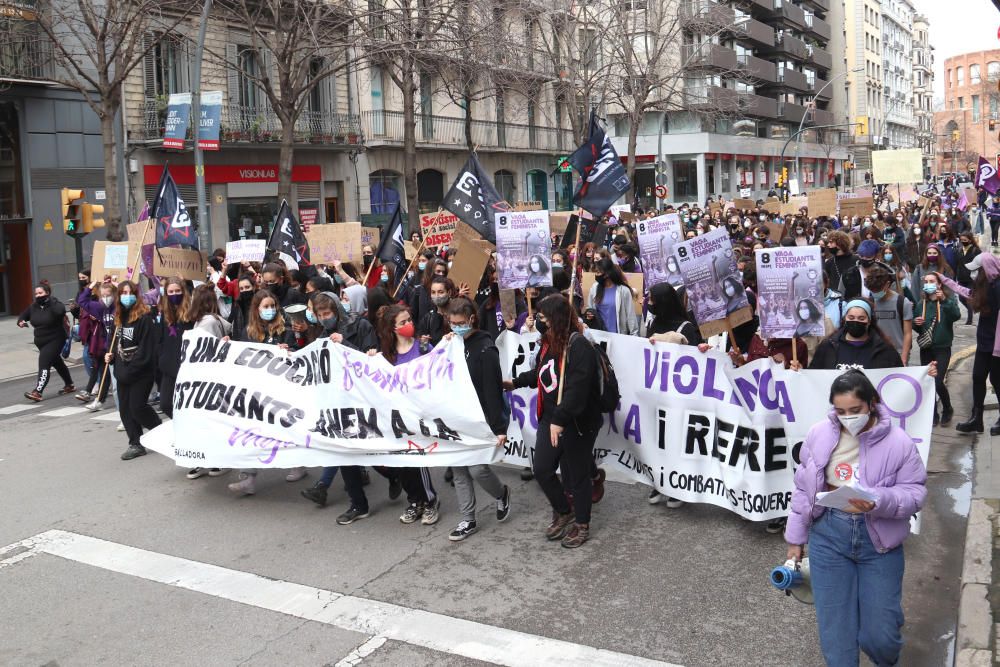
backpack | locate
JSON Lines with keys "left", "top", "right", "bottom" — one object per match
{"left": 570, "top": 332, "right": 621, "bottom": 413}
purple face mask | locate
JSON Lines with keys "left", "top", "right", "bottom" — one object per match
{"left": 167, "top": 293, "right": 184, "bottom": 306}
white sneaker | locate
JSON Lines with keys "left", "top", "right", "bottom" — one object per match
{"left": 665, "top": 497, "right": 685, "bottom": 509}
{"left": 648, "top": 490, "right": 664, "bottom": 505}
{"left": 85, "top": 399, "right": 104, "bottom": 412}
{"left": 228, "top": 473, "right": 256, "bottom": 495}
{"left": 285, "top": 467, "right": 307, "bottom": 482}
{"left": 116, "top": 422, "right": 126, "bottom": 432}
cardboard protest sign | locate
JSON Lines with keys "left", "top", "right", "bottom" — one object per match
{"left": 871, "top": 148, "right": 923, "bottom": 184}
{"left": 807, "top": 188, "right": 837, "bottom": 217}
{"left": 361, "top": 226, "right": 381, "bottom": 249}
{"left": 449, "top": 222, "right": 494, "bottom": 291}
{"left": 499, "top": 289, "right": 517, "bottom": 323}
{"left": 224, "top": 239, "right": 266, "bottom": 264}
{"left": 764, "top": 221, "right": 786, "bottom": 243}
{"left": 839, "top": 198, "right": 874, "bottom": 218}
{"left": 672, "top": 228, "right": 752, "bottom": 338}
{"left": 549, "top": 211, "right": 573, "bottom": 235}
{"left": 304, "top": 222, "right": 362, "bottom": 264}
{"left": 513, "top": 201, "right": 543, "bottom": 211}
{"left": 419, "top": 211, "right": 457, "bottom": 248}
{"left": 403, "top": 240, "right": 418, "bottom": 260}
{"left": 762, "top": 201, "right": 782, "bottom": 214}
{"left": 635, "top": 213, "right": 684, "bottom": 289}
{"left": 755, "top": 246, "right": 824, "bottom": 339}
{"left": 90, "top": 241, "right": 133, "bottom": 282}
{"left": 708, "top": 201, "right": 722, "bottom": 215}
{"left": 780, "top": 196, "right": 807, "bottom": 216}
{"left": 734, "top": 198, "right": 756, "bottom": 211}
{"left": 495, "top": 210, "right": 552, "bottom": 290}
{"left": 153, "top": 247, "right": 205, "bottom": 282}
{"left": 126, "top": 219, "right": 155, "bottom": 281}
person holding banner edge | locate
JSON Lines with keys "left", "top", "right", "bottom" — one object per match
{"left": 785, "top": 370, "right": 927, "bottom": 667}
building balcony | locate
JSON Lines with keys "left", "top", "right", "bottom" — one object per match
{"left": 135, "top": 101, "right": 364, "bottom": 146}
{"left": 737, "top": 53, "right": 777, "bottom": 82}
{"left": 682, "top": 43, "right": 738, "bottom": 71}
{"left": 810, "top": 76, "right": 832, "bottom": 100}
{"left": 811, "top": 108, "right": 835, "bottom": 126}
{"left": 778, "top": 101, "right": 808, "bottom": 123}
{"left": 804, "top": 14, "right": 831, "bottom": 41}
{"left": 361, "top": 110, "right": 573, "bottom": 153}
{"left": 808, "top": 45, "right": 833, "bottom": 71}
{"left": 769, "top": 0, "right": 807, "bottom": 31}
{"left": 761, "top": 32, "right": 809, "bottom": 60}
{"left": 775, "top": 67, "right": 810, "bottom": 91}
{"left": 680, "top": 0, "right": 736, "bottom": 26}
{"left": 744, "top": 0, "right": 774, "bottom": 12}
{"left": 732, "top": 16, "right": 776, "bottom": 47}
{"left": 0, "top": 22, "right": 54, "bottom": 82}
{"left": 799, "top": 0, "right": 830, "bottom": 12}
{"left": 686, "top": 86, "right": 777, "bottom": 119}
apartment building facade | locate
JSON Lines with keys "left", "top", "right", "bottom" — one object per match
{"left": 934, "top": 50, "right": 1000, "bottom": 177}
{"left": 911, "top": 14, "right": 934, "bottom": 177}
{"left": 879, "top": 0, "right": 915, "bottom": 151}
{"left": 607, "top": 0, "right": 849, "bottom": 207}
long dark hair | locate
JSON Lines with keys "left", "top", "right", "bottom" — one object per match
{"left": 970, "top": 269, "right": 993, "bottom": 314}
{"left": 376, "top": 304, "right": 410, "bottom": 363}
{"left": 536, "top": 294, "right": 580, "bottom": 362}
{"left": 594, "top": 257, "right": 628, "bottom": 305}
{"left": 647, "top": 282, "right": 688, "bottom": 336}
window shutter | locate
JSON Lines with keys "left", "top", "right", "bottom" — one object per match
{"left": 179, "top": 37, "right": 193, "bottom": 93}
{"left": 226, "top": 43, "right": 240, "bottom": 107}
{"left": 260, "top": 48, "right": 274, "bottom": 115}
{"left": 143, "top": 33, "right": 157, "bottom": 101}
{"left": 322, "top": 69, "right": 337, "bottom": 114}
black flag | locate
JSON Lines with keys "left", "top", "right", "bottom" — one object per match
{"left": 567, "top": 111, "right": 631, "bottom": 218}
{"left": 443, "top": 153, "right": 509, "bottom": 244}
{"left": 151, "top": 166, "right": 198, "bottom": 249}
{"left": 560, "top": 215, "right": 608, "bottom": 250}
{"left": 267, "top": 200, "right": 311, "bottom": 270}
{"left": 375, "top": 202, "right": 407, "bottom": 276}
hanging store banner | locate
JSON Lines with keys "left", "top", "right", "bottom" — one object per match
{"left": 163, "top": 93, "right": 192, "bottom": 149}
{"left": 197, "top": 90, "right": 223, "bottom": 151}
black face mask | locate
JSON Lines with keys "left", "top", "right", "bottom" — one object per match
{"left": 35, "top": 295, "right": 49, "bottom": 306}
{"left": 845, "top": 320, "right": 868, "bottom": 338}
{"left": 239, "top": 291, "right": 254, "bottom": 307}
{"left": 363, "top": 255, "right": 374, "bottom": 268}
{"left": 535, "top": 320, "right": 548, "bottom": 336}
{"left": 859, "top": 258, "right": 875, "bottom": 268}
{"left": 269, "top": 283, "right": 288, "bottom": 300}
{"left": 78, "top": 279, "right": 88, "bottom": 288}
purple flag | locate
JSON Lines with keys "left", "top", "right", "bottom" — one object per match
{"left": 974, "top": 157, "right": 1000, "bottom": 194}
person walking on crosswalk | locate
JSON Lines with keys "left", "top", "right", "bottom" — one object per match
{"left": 18, "top": 280, "right": 74, "bottom": 402}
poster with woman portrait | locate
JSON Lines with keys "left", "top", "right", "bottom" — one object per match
{"left": 754, "top": 246, "right": 824, "bottom": 339}
{"left": 673, "top": 227, "right": 749, "bottom": 329}
{"left": 495, "top": 210, "right": 553, "bottom": 290}
{"left": 636, "top": 213, "right": 684, "bottom": 289}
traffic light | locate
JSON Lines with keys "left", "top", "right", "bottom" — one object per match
{"left": 782, "top": 167, "right": 789, "bottom": 187}
{"left": 61, "top": 188, "right": 84, "bottom": 236}
{"left": 856, "top": 116, "right": 868, "bottom": 137}
{"left": 952, "top": 130, "right": 961, "bottom": 142}
{"left": 81, "top": 203, "right": 105, "bottom": 233}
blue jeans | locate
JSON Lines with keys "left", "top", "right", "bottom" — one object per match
{"left": 809, "top": 509, "right": 905, "bottom": 667}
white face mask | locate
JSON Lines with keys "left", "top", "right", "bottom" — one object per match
{"left": 838, "top": 412, "right": 870, "bottom": 437}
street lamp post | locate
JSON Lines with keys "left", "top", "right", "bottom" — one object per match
{"left": 794, "top": 67, "right": 864, "bottom": 189}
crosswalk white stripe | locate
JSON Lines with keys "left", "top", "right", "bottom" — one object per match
{"left": 90, "top": 412, "right": 121, "bottom": 422}
{"left": 39, "top": 407, "right": 90, "bottom": 418}
{"left": 5, "top": 530, "right": 682, "bottom": 667}
{"left": 0, "top": 404, "right": 40, "bottom": 415}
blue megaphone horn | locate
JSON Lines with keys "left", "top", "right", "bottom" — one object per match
{"left": 770, "top": 558, "right": 813, "bottom": 605}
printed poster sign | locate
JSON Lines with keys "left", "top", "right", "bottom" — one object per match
{"left": 755, "top": 246, "right": 824, "bottom": 339}
{"left": 163, "top": 93, "right": 192, "bottom": 149}
{"left": 635, "top": 213, "right": 684, "bottom": 289}
{"left": 495, "top": 210, "right": 552, "bottom": 290}
{"left": 197, "top": 91, "right": 223, "bottom": 151}
{"left": 672, "top": 227, "right": 749, "bottom": 330}
{"left": 225, "top": 239, "right": 266, "bottom": 264}
{"left": 419, "top": 211, "right": 458, "bottom": 248}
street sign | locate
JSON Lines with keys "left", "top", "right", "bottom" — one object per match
{"left": 655, "top": 185, "right": 668, "bottom": 199}
{"left": 95, "top": 190, "right": 106, "bottom": 201}
{"left": 654, "top": 160, "right": 667, "bottom": 174}
{"left": 655, "top": 173, "right": 668, "bottom": 186}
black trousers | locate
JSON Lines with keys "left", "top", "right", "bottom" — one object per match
{"left": 159, "top": 373, "right": 177, "bottom": 418}
{"left": 532, "top": 419, "right": 599, "bottom": 525}
{"left": 970, "top": 347, "right": 1000, "bottom": 415}
{"left": 35, "top": 338, "right": 73, "bottom": 393}
{"left": 339, "top": 466, "right": 404, "bottom": 512}
{"left": 117, "top": 375, "right": 162, "bottom": 447}
{"left": 919, "top": 346, "right": 952, "bottom": 413}
{"left": 86, "top": 357, "right": 112, "bottom": 401}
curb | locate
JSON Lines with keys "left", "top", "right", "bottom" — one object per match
{"left": 956, "top": 499, "right": 996, "bottom": 666}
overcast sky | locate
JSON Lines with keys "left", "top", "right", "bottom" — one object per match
{"left": 917, "top": 0, "right": 1000, "bottom": 100}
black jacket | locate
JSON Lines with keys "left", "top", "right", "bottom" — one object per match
{"left": 808, "top": 331, "right": 903, "bottom": 371}
{"left": 19, "top": 298, "right": 67, "bottom": 347}
{"left": 841, "top": 259, "right": 892, "bottom": 300}
{"left": 111, "top": 313, "right": 159, "bottom": 384}
{"left": 408, "top": 284, "right": 434, "bottom": 324}
{"left": 957, "top": 244, "right": 982, "bottom": 286}
{"left": 513, "top": 333, "right": 600, "bottom": 431}
{"left": 337, "top": 313, "right": 379, "bottom": 352}
{"left": 462, "top": 330, "right": 509, "bottom": 436}
{"left": 158, "top": 319, "right": 192, "bottom": 378}
{"left": 823, "top": 253, "right": 857, "bottom": 296}
{"left": 417, "top": 306, "right": 447, "bottom": 345}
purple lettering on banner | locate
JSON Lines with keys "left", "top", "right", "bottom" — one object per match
{"left": 702, "top": 358, "right": 726, "bottom": 401}
{"left": 643, "top": 349, "right": 659, "bottom": 389}
{"left": 734, "top": 369, "right": 762, "bottom": 411}
{"left": 340, "top": 347, "right": 455, "bottom": 394}
{"left": 510, "top": 392, "right": 526, "bottom": 429}
{"left": 672, "top": 355, "right": 699, "bottom": 394}
{"left": 877, "top": 373, "right": 924, "bottom": 444}
{"left": 227, "top": 425, "right": 312, "bottom": 464}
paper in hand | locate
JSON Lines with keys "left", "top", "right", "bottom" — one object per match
{"left": 815, "top": 484, "right": 878, "bottom": 511}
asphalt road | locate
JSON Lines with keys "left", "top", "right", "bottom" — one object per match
{"left": 0, "top": 363, "right": 972, "bottom": 666}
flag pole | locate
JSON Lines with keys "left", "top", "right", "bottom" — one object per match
{"left": 96, "top": 218, "right": 154, "bottom": 400}
{"left": 568, "top": 207, "right": 584, "bottom": 304}
{"left": 392, "top": 237, "right": 428, "bottom": 300}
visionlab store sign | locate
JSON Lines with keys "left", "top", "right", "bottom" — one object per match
{"left": 144, "top": 164, "right": 321, "bottom": 185}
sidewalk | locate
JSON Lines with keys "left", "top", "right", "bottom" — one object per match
{"left": 0, "top": 316, "right": 83, "bottom": 384}
{"left": 952, "top": 319, "right": 1000, "bottom": 667}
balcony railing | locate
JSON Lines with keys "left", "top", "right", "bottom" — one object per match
{"left": 682, "top": 43, "right": 737, "bottom": 70}
{"left": 136, "top": 101, "right": 363, "bottom": 145}
{"left": 361, "top": 110, "right": 573, "bottom": 153}
{"left": 0, "top": 22, "right": 54, "bottom": 81}
{"left": 737, "top": 53, "right": 777, "bottom": 82}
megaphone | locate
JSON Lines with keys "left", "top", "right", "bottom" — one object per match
{"left": 770, "top": 558, "right": 814, "bottom": 605}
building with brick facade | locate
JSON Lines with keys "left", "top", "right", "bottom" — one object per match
{"left": 935, "top": 49, "right": 1000, "bottom": 176}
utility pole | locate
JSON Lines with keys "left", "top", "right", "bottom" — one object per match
{"left": 192, "top": 0, "right": 213, "bottom": 252}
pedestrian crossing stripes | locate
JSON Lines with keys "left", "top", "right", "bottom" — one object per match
{"left": 0, "top": 404, "right": 39, "bottom": 415}
{"left": 39, "top": 406, "right": 90, "bottom": 418}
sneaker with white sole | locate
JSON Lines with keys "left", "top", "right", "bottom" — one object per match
{"left": 207, "top": 468, "right": 229, "bottom": 477}
{"left": 228, "top": 473, "right": 256, "bottom": 495}
{"left": 400, "top": 503, "right": 424, "bottom": 524}
{"left": 336, "top": 506, "right": 370, "bottom": 525}
{"left": 186, "top": 467, "right": 208, "bottom": 480}
{"left": 85, "top": 399, "right": 104, "bottom": 412}
{"left": 496, "top": 485, "right": 511, "bottom": 522}
{"left": 116, "top": 422, "right": 126, "bottom": 432}
{"left": 75, "top": 390, "right": 92, "bottom": 402}
{"left": 421, "top": 497, "right": 441, "bottom": 525}
{"left": 665, "top": 497, "right": 684, "bottom": 509}
{"left": 448, "top": 520, "right": 478, "bottom": 541}
{"left": 648, "top": 490, "right": 664, "bottom": 505}
{"left": 285, "top": 467, "right": 307, "bottom": 482}
{"left": 765, "top": 517, "right": 787, "bottom": 534}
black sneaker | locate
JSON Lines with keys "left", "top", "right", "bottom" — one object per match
{"left": 336, "top": 506, "right": 370, "bottom": 525}
{"left": 400, "top": 503, "right": 424, "bottom": 524}
{"left": 300, "top": 483, "right": 328, "bottom": 507}
{"left": 520, "top": 467, "right": 534, "bottom": 481}
{"left": 496, "top": 485, "right": 511, "bottom": 522}
{"left": 388, "top": 477, "right": 403, "bottom": 500}
{"left": 448, "top": 520, "right": 478, "bottom": 541}
{"left": 121, "top": 444, "right": 147, "bottom": 461}
{"left": 765, "top": 517, "right": 787, "bottom": 534}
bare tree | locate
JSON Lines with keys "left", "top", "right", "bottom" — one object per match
{"left": 212, "top": 0, "right": 357, "bottom": 204}
{"left": 28, "top": 0, "right": 193, "bottom": 239}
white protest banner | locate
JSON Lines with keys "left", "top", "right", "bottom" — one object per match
{"left": 495, "top": 330, "right": 934, "bottom": 523}
{"left": 225, "top": 239, "right": 266, "bottom": 264}
{"left": 142, "top": 332, "right": 500, "bottom": 468}
{"left": 871, "top": 149, "right": 923, "bottom": 185}
{"left": 636, "top": 213, "right": 684, "bottom": 289}
{"left": 673, "top": 227, "right": 749, "bottom": 333}
{"left": 755, "top": 247, "right": 824, "bottom": 339}
{"left": 495, "top": 209, "right": 552, "bottom": 289}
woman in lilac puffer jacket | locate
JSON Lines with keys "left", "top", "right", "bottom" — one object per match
{"left": 785, "top": 370, "right": 926, "bottom": 667}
